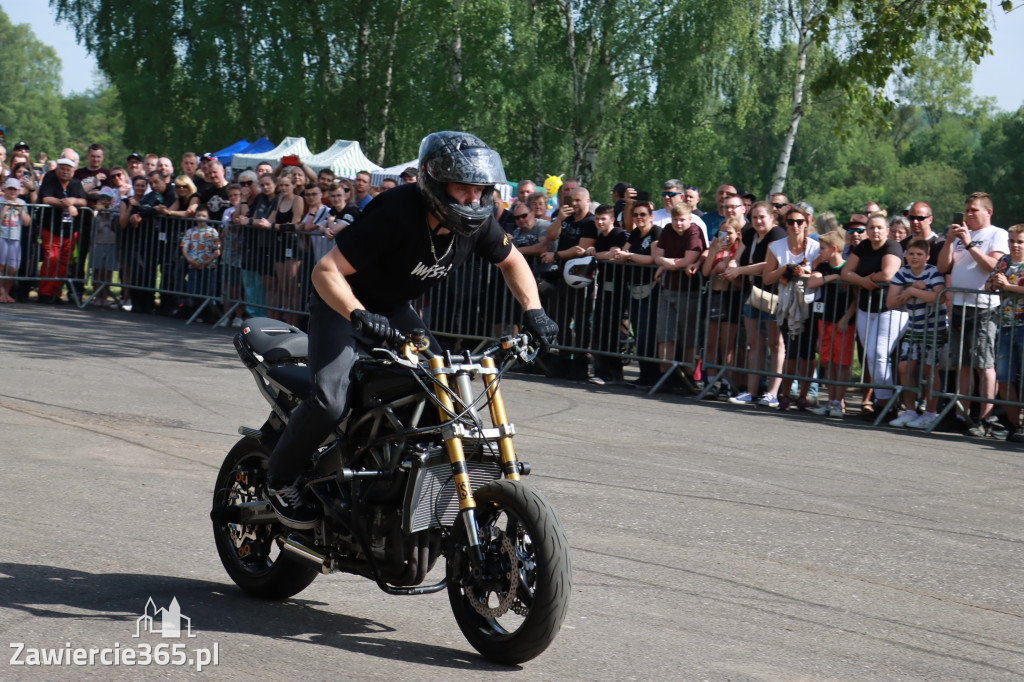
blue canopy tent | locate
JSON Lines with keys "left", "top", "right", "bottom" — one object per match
{"left": 234, "top": 136, "right": 275, "bottom": 159}
{"left": 209, "top": 138, "right": 251, "bottom": 168}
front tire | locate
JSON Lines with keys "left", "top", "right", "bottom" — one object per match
{"left": 447, "top": 479, "right": 571, "bottom": 664}
{"left": 211, "top": 437, "right": 318, "bottom": 599}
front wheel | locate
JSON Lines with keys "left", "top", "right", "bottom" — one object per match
{"left": 211, "top": 437, "right": 319, "bottom": 599}
{"left": 447, "top": 480, "right": 572, "bottom": 664}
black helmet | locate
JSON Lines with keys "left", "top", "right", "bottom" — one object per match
{"left": 418, "top": 131, "right": 507, "bottom": 237}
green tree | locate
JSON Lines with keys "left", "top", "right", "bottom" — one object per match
{"left": 0, "top": 8, "right": 69, "bottom": 157}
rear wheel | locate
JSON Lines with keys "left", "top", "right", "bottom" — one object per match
{"left": 211, "top": 437, "right": 318, "bottom": 599}
{"left": 447, "top": 480, "right": 571, "bottom": 664}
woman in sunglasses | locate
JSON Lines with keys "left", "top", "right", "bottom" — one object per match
{"left": 761, "top": 205, "right": 821, "bottom": 410}
{"left": 842, "top": 213, "right": 908, "bottom": 416}
{"left": 726, "top": 201, "right": 787, "bottom": 406}
{"left": 613, "top": 199, "right": 661, "bottom": 387}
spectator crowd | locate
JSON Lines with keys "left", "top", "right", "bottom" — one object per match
{"left": 2, "top": 139, "right": 1023, "bottom": 444}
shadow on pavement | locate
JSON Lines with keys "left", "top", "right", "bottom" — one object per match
{"left": 0, "top": 562, "right": 514, "bottom": 671}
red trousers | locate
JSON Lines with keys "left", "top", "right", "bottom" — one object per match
{"left": 39, "top": 228, "right": 77, "bottom": 297}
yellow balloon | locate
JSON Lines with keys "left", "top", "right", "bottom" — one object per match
{"left": 543, "top": 175, "right": 563, "bottom": 198}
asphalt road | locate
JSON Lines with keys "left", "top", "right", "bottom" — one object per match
{"left": 1, "top": 305, "right": 1022, "bottom": 680}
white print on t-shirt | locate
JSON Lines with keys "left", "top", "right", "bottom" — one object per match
{"left": 410, "top": 261, "right": 454, "bottom": 280}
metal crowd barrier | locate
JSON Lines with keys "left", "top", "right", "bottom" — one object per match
{"left": 0, "top": 201, "right": 92, "bottom": 305}
{"left": 85, "top": 208, "right": 316, "bottom": 326}
{"left": 7, "top": 208, "right": 1024, "bottom": 436}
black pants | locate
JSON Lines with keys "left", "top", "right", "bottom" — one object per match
{"left": 267, "top": 295, "right": 435, "bottom": 483}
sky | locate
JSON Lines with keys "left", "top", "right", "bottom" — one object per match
{"left": 3, "top": 2, "right": 1024, "bottom": 111}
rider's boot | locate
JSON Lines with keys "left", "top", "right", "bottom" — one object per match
{"left": 264, "top": 478, "right": 319, "bottom": 529}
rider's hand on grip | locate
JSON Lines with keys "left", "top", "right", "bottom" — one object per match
{"left": 351, "top": 309, "right": 402, "bottom": 347}
{"left": 522, "top": 309, "right": 558, "bottom": 353}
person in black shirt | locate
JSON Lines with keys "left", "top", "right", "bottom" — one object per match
{"left": 264, "top": 132, "right": 558, "bottom": 528}
{"left": 540, "top": 187, "right": 597, "bottom": 380}
{"left": 37, "top": 158, "right": 88, "bottom": 303}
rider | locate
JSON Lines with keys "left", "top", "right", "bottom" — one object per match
{"left": 265, "top": 131, "right": 559, "bottom": 528}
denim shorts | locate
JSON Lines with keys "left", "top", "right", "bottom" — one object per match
{"left": 996, "top": 326, "right": 1024, "bottom": 384}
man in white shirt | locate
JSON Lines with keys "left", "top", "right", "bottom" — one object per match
{"left": 937, "top": 191, "right": 1009, "bottom": 436}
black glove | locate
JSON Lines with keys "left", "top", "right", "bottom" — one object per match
{"left": 351, "top": 309, "right": 400, "bottom": 346}
{"left": 522, "top": 309, "right": 559, "bottom": 352}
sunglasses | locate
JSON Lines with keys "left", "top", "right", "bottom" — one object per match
{"left": 685, "top": 186, "right": 698, "bottom": 192}
{"left": 662, "top": 191, "right": 681, "bottom": 198}
{"left": 846, "top": 227, "right": 866, "bottom": 234}
{"left": 240, "top": 180, "right": 253, "bottom": 186}
{"left": 772, "top": 202, "right": 788, "bottom": 209}
{"left": 907, "top": 215, "right": 931, "bottom": 221}
{"left": 634, "top": 212, "right": 651, "bottom": 218}
{"left": 785, "top": 218, "right": 806, "bottom": 226}
{"left": 175, "top": 184, "right": 190, "bottom": 189}
{"left": 514, "top": 213, "right": 530, "bottom": 220}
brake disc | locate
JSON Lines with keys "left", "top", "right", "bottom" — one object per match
{"left": 465, "top": 534, "right": 519, "bottom": 618}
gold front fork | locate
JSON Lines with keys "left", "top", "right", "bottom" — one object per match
{"left": 429, "top": 356, "right": 476, "bottom": 511}
{"left": 481, "top": 357, "right": 520, "bottom": 481}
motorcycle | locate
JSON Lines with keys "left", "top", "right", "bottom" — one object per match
{"left": 210, "top": 317, "right": 572, "bottom": 664}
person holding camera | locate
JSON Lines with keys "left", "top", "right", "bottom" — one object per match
{"left": 762, "top": 205, "right": 821, "bottom": 410}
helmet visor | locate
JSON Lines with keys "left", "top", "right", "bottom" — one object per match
{"left": 424, "top": 146, "right": 507, "bottom": 186}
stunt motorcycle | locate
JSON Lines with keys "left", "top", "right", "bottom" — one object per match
{"left": 210, "top": 318, "right": 571, "bottom": 663}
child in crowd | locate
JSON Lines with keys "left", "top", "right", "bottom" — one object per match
{"left": 1, "top": 178, "right": 31, "bottom": 303}
{"left": 180, "top": 205, "right": 221, "bottom": 321}
{"left": 808, "top": 231, "right": 856, "bottom": 417}
{"left": 587, "top": 204, "right": 630, "bottom": 384}
{"left": 985, "top": 224, "right": 1024, "bottom": 442}
{"left": 701, "top": 216, "right": 743, "bottom": 398}
{"left": 89, "top": 187, "right": 119, "bottom": 307}
{"left": 220, "top": 184, "right": 246, "bottom": 327}
{"left": 886, "top": 238, "right": 947, "bottom": 429}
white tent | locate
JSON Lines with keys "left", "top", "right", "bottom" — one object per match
{"left": 230, "top": 136, "right": 315, "bottom": 171}
{"left": 305, "top": 140, "right": 382, "bottom": 178}
{"left": 370, "top": 160, "right": 418, "bottom": 187}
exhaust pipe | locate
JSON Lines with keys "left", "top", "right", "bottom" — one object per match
{"left": 279, "top": 536, "right": 330, "bottom": 574}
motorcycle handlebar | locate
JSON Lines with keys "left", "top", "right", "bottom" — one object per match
{"left": 380, "top": 330, "right": 537, "bottom": 365}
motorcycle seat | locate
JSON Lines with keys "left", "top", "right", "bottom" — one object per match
{"left": 241, "top": 317, "right": 308, "bottom": 363}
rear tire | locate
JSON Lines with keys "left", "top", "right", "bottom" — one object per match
{"left": 211, "top": 437, "right": 318, "bottom": 599}
{"left": 447, "top": 480, "right": 571, "bottom": 664}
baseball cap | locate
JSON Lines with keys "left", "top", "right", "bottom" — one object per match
{"left": 127, "top": 152, "right": 143, "bottom": 161}
{"left": 3, "top": 178, "right": 21, "bottom": 190}
{"left": 13, "top": 141, "right": 30, "bottom": 151}
{"left": 98, "top": 186, "right": 117, "bottom": 199}
{"left": 56, "top": 158, "right": 75, "bottom": 168}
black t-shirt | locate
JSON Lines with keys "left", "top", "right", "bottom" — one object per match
{"left": 555, "top": 213, "right": 597, "bottom": 253}
{"left": 37, "top": 171, "right": 89, "bottom": 233}
{"left": 335, "top": 183, "right": 512, "bottom": 314}
{"left": 739, "top": 225, "right": 786, "bottom": 288}
{"left": 814, "top": 261, "right": 853, "bottom": 323}
{"left": 626, "top": 225, "right": 661, "bottom": 285}
{"left": 853, "top": 239, "right": 904, "bottom": 312}
{"left": 199, "top": 183, "right": 231, "bottom": 221}
{"left": 626, "top": 224, "right": 661, "bottom": 256}
{"left": 595, "top": 226, "right": 628, "bottom": 253}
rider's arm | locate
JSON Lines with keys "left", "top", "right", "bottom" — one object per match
{"left": 496, "top": 247, "right": 543, "bottom": 311}
{"left": 311, "top": 245, "right": 364, "bottom": 318}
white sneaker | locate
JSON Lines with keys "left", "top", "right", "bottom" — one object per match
{"left": 757, "top": 393, "right": 779, "bottom": 408}
{"left": 231, "top": 317, "right": 244, "bottom": 328}
{"left": 907, "top": 412, "right": 938, "bottom": 430}
{"left": 889, "top": 410, "right": 919, "bottom": 428}
{"left": 728, "top": 392, "right": 754, "bottom": 405}
{"left": 828, "top": 404, "right": 844, "bottom": 418}
{"left": 811, "top": 404, "right": 830, "bottom": 416}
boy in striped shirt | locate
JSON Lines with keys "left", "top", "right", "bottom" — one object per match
{"left": 886, "top": 238, "right": 947, "bottom": 429}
